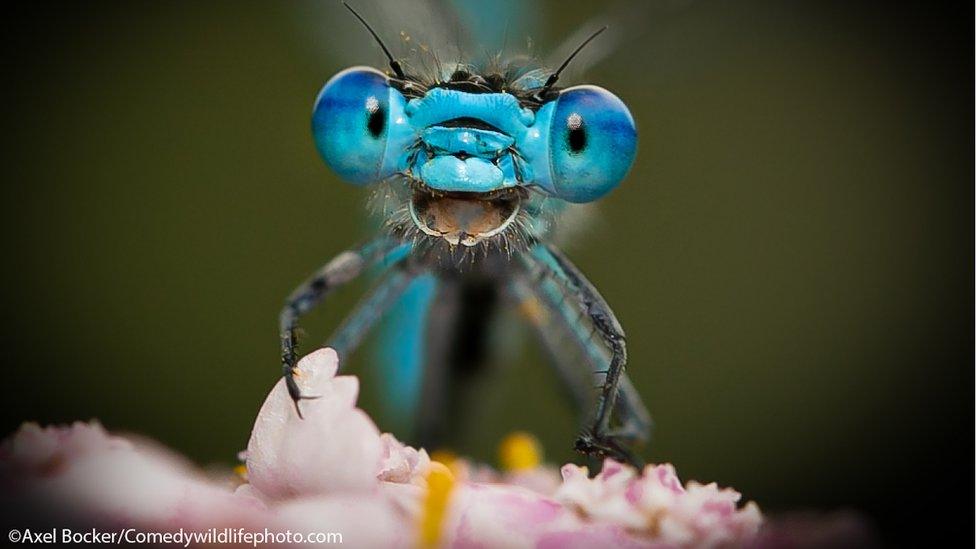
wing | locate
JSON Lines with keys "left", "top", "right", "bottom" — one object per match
{"left": 297, "top": 0, "right": 541, "bottom": 77}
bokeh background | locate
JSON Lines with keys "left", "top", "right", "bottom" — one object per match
{"left": 1, "top": 0, "right": 970, "bottom": 545}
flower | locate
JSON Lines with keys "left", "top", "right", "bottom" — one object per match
{"left": 0, "top": 348, "right": 777, "bottom": 548}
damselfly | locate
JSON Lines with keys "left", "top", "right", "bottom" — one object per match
{"left": 280, "top": 2, "right": 651, "bottom": 466}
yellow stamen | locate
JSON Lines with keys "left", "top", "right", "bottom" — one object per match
{"left": 233, "top": 464, "right": 248, "bottom": 481}
{"left": 418, "top": 462, "right": 455, "bottom": 548}
{"left": 498, "top": 431, "right": 542, "bottom": 471}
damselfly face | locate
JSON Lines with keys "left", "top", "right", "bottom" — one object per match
{"left": 311, "top": 58, "right": 637, "bottom": 248}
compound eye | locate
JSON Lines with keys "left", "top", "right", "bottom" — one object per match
{"left": 312, "top": 67, "right": 392, "bottom": 185}
{"left": 548, "top": 85, "right": 637, "bottom": 203}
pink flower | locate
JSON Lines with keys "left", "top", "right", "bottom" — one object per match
{"left": 1, "top": 348, "right": 774, "bottom": 548}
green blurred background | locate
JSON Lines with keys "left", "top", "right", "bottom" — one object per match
{"left": 1, "top": 0, "right": 970, "bottom": 544}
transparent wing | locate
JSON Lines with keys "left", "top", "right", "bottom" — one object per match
{"left": 295, "top": 0, "right": 544, "bottom": 78}
{"left": 544, "top": 0, "right": 658, "bottom": 86}
{"left": 294, "top": 1, "right": 686, "bottom": 85}
{"left": 452, "top": 0, "right": 541, "bottom": 56}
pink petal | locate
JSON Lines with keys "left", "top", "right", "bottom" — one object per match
{"left": 0, "top": 422, "right": 265, "bottom": 528}
{"left": 274, "top": 494, "right": 411, "bottom": 548}
{"left": 445, "top": 483, "right": 571, "bottom": 548}
{"left": 246, "top": 348, "right": 384, "bottom": 499}
{"left": 377, "top": 433, "right": 430, "bottom": 485}
{"left": 554, "top": 459, "right": 763, "bottom": 547}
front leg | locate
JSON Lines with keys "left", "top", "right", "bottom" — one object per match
{"left": 526, "top": 243, "right": 643, "bottom": 467}
{"left": 279, "top": 237, "right": 405, "bottom": 417}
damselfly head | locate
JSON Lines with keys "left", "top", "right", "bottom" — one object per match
{"left": 311, "top": 5, "right": 637, "bottom": 247}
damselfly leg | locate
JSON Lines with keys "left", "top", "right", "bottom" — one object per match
{"left": 511, "top": 272, "right": 652, "bottom": 449}
{"left": 279, "top": 237, "right": 409, "bottom": 417}
{"left": 518, "top": 243, "right": 651, "bottom": 467}
{"left": 326, "top": 266, "right": 422, "bottom": 358}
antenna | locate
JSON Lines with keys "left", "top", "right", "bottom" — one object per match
{"left": 342, "top": 2, "right": 405, "bottom": 79}
{"left": 540, "top": 26, "right": 608, "bottom": 93}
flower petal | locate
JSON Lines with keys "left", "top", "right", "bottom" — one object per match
{"left": 246, "top": 348, "right": 384, "bottom": 499}
{"left": 0, "top": 421, "right": 265, "bottom": 528}
{"left": 554, "top": 459, "right": 763, "bottom": 547}
{"left": 377, "top": 433, "right": 431, "bottom": 485}
{"left": 274, "top": 495, "right": 411, "bottom": 548}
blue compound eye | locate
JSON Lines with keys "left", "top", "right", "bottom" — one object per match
{"left": 312, "top": 67, "right": 394, "bottom": 185}
{"left": 548, "top": 85, "right": 637, "bottom": 203}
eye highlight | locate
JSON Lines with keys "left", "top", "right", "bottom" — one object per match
{"left": 566, "top": 113, "right": 587, "bottom": 154}
{"left": 312, "top": 67, "right": 394, "bottom": 185}
{"left": 547, "top": 85, "right": 637, "bottom": 203}
{"left": 365, "top": 96, "right": 385, "bottom": 138}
